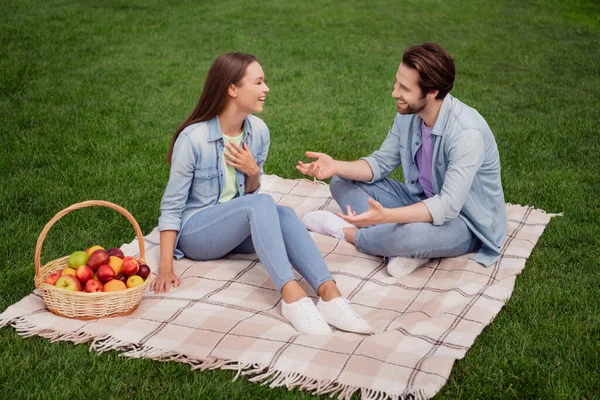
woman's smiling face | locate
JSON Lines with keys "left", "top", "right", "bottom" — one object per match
{"left": 231, "top": 61, "right": 269, "bottom": 114}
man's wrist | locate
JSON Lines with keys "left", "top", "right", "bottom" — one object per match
{"left": 383, "top": 207, "right": 395, "bottom": 224}
{"left": 331, "top": 160, "right": 340, "bottom": 177}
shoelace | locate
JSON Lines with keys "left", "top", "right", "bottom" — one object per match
{"left": 298, "top": 298, "right": 326, "bottom": 323}
{"left": 337, "top": 298, "right": 362, "bottom": 320}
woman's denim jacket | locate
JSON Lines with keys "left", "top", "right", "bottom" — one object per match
{"left": 362, "top": 94, "right": 507, "bottom": 267}
{"left": 158, "top": 115, "right": 270, "bottom": 259}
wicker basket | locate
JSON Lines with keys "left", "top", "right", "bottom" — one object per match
{"left": 34, "top": 200, "right": 152, "bottom": 320}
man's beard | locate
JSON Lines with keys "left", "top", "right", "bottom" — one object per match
{"left": 397, "top": 96, "right": 427, "bottom": 115}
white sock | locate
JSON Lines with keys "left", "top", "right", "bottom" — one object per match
{"left": 302, "top": 210, "right": 354, "bottom": 241}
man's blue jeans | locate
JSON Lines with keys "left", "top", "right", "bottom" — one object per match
{"left": 178, "top": 193, "right": 334, "bottom": 293}
{"left": 330, "top": 176, "right": 481, "bottom": 259}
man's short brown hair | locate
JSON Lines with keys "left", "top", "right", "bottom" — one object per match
{"left": 402, "top": 43, "right": 455, "bottom": 99}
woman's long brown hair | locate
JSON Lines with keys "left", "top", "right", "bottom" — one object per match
{"left": 166, "top": 52, "right": 257, "bottom": 165}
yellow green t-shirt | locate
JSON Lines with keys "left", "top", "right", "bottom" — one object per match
{"left": 218, "top": 132, "right": 244, "bottom": 203}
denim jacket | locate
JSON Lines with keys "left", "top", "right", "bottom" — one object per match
{"left": 158, "top": 115, "right": 270, "bottom": 259}
{"left": 362, "top": 94, "right": 507, "bottom": 267}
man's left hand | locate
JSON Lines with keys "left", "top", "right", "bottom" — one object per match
{"left": 337, "top": 198, "right": 390, "bottom": 227}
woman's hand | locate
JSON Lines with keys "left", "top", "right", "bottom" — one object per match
{"left": 150, "top": 270, "right": 180, "bottom": 294}
{"left": 224, "top": 142, "right": 260, "bottom": 178}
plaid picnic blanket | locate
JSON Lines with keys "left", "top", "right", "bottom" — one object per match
{"left": 0, "top": 175, "right": 560, "bottom": 399}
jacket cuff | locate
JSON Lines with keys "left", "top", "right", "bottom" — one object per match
{"left": 158, "top": 218, "right": 181, "bottom": 232}
{"left": 422, "top": 196, "right": 445, "bottom": 226}
{"left": 360, "top": 156, "right": 380, "bottom": 183}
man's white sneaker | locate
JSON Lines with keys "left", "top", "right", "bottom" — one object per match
{"left": 281, "top": 297, "right": 332, "bottom": 335}
{"left": 387, "top": 256, "right": 430, "bottom": 278}
{"left": 317, "top": 297, "right": 373, "bottom": 334}
{"left": 302, "top": 210, "right": 354, "bottom": 241}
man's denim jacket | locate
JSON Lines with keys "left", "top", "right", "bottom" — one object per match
{"left": 158, "top": 115, "right": 270, "bottom": 259}
{"left": 362, "top": 94, "right": 507, "bottom": 267}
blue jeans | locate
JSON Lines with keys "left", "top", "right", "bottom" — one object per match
{"left": 177, "top": 193, "right": 334, "bottom": 293}
{"left": 330, "top": 176, "right": 482, "bottom": 259}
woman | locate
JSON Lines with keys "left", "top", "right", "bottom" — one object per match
{"left": 150, "top": 52, "right": 372, "bottom": 335}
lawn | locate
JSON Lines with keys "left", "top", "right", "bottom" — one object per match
{"left": 1, "top": 0, "right": 599, "bottom": 398}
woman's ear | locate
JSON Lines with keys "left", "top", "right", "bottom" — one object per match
{"left": 228, "top": 84, "right": 238, "bottom": 98}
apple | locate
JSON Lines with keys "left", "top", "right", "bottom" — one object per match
{"left": 45, "top": 271, "right": 62, "bottom": 286}
{"left": 137, "top": 264, "right": 151, "bottom": 280}
{"left": 107, "top": 247, "right": 125, "bottom": 259}
{"left": 87, "top": 249, "right": 109, "bottom": 271}
{"left": 55, "top": 275, "right": 83, "bottom": 291}
{"left": 114, "top": 273, "right": 127, "bottom": 284}
{"left": 126, "top": 275, "right": 144, "bottom": 288}
{"left": 75, "top": 265, "right": 94, "bottom": 283}
{"left": 85, "top": 245, "right": 104, "bottom": 256}
{"left": 84, "top": 279, "right": 104, "bottom": 293}
{"left": 67, "top": 251, "right": 89, "bottom": 269}
{"left": 61, "top": 267, "right": 77, "bottom": 276}
{"left": 121, "top": 257, "right": 139, "bottom": 276}
{"left": 96, "top": 265, "right": 115, "bottom": 283}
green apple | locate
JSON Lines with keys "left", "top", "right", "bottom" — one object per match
{"left": 67, "top": 251, "right": 89, "bottom": 269}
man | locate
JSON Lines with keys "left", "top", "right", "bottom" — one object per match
{"left": 297, "top": 43, "right": 507, "bottom": 278}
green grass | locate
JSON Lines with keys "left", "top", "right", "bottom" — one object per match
{"left": 1, "top": 0, "right": 599, "bottom": 398}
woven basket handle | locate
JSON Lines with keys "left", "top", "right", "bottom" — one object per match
{"left": 34, "top": 200, "right": 146, "bottom": 279}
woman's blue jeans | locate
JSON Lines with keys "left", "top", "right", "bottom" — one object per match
{"left": 330, "top": 176, "right": 481, "bottom": 259}
{"left": 177, "top": 193, "right": 334, "bottom": 293}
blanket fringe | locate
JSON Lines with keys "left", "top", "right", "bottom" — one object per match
{"left": 1, "top": 315, "right": 426, "bottom": 400}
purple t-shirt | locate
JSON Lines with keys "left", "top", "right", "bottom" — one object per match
{"left": 414, "top": 119, "right": 435, "bottom": 198}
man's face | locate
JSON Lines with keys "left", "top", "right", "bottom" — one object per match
{"left": 391, "top": 63, "right": 427, "bottom": 115}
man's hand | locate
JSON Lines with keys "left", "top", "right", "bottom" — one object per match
{"left": 296, "top": 151, "right": 337, "bottom": 180}
{"left": 337, "top": 198, "right": 390, "bottom": 227}
{"left": 224, "top": 142, "right": 260, "bottom": 178}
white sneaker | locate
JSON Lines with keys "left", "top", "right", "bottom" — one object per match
{"left": 281, "top": 297, "right": 332, "bottom": 335}
{"left": 317, "top": 297, "right": 373, "bottom": 334}
{"left": 302, "top": 210, "right": 354, "bottom": 241}
{"left": 387, "top": 256, "right": 430, "bottom": 278}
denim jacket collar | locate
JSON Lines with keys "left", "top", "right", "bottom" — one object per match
{"left": 208, "top": 116, "right": 253, "bottom": 142}
{"left": 430, "top": 94, "right": 454, "bottom": 137}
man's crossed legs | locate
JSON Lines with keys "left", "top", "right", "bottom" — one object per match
{"left": 303, "top": 176, "right": 481, "bottom": 277}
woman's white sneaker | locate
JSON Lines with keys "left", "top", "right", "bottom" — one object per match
{"left": 302, "top": 210, "right": 354, "bottom": 241}
{"left": 387, "top": 256, "right": 430, "bottom": 278}
{"left": 281, "top": 297, "right": 332, "bottom": 335}
{"left": 317, "top": 297, "right": 373, "bottom": 334}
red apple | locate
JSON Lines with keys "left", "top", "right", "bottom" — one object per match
{"left": 87, "top": 249, "right": 109, "bottom": 271}
{"left": 75, "top": 265, "right": 94, "bottom": 283}
{"left": 107, "top": 247, "right": 125, "bottom": 259}
{"left": 55, "top": 275, "right": 83, "bottom": 291}
{"left": 121, "top": 257, "right": 139, "bottom": 276}
{"left": 84, "top": 279, "right": 104, "bottom": 293}
{"left": 96, "top": 264, "right": 115, "bottom": 283}
{"left": 114, "top": 273, "right": 127, "bottom": 284}
{"left": 45, "top": 271, "right": 62, "bottom": 286}
{"left": 137, "top": 264, "right": 151, "bottom": 280}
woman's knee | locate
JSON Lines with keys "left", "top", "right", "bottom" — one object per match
{"left": 247, "top": 193, "right": 276, "bottom": 209}
{"left": 276, "top": 205, "right": 299, "bottom": 222}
